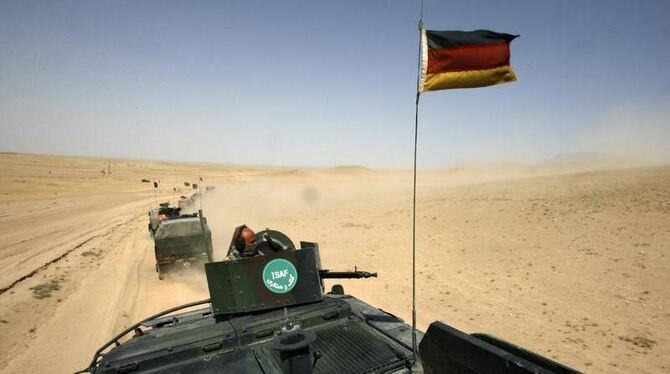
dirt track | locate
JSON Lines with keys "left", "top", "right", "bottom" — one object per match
{"left": 0, "top": 154, "right": 668, "bottom": 373}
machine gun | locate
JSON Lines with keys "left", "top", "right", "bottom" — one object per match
{"left": 318, "top": 267, "right": 377, "bottom": 279}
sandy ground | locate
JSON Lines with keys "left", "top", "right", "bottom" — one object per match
{"left": 0, "top": 153, "right": 668, "bottom": 373}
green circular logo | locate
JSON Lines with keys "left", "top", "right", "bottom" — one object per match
{"left": 262, "top": 259, "right": 298, "bottom": 294}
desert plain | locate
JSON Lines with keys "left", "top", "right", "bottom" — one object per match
{"left": 0, "top": 152, "right": 668, "bottom": 373}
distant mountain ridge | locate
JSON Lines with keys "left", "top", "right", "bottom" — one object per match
{"left": 539, "top": 152, "right": 641, "bottom": 167}
{"left": 319, "top": 165, "right": 376, "bottom": 176}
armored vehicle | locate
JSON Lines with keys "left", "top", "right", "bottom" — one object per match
{"left": 80, "top": 228, "right": 579, "bottom": 374}
{"left": 153, "top": 210, "right": 213, "bottom": 279}
{"left": 147, "top": 203, "right": 181, "bottom": 237}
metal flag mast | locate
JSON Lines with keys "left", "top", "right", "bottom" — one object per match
{"left": 199, "top": 176, "right": 204, "bottom": 212}
{"left": 411, "top": 0, "right": 425, "bottom": 364}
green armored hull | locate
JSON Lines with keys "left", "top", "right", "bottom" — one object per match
{"left": 86, "top": 294, "right": 418, "bottom": 374}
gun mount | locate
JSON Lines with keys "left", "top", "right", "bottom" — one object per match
{"left": 206, "top": 228, "right": 376, "bottom": 316}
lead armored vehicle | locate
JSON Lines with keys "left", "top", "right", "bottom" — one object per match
{"left": 147, "top": 202, "right": 182, "bottom": 237}
{"left": 153, "top": 210, "right": 213, "bottom": 279}
{"left": 80, "top": 228, "right": 579, "bottom": 373}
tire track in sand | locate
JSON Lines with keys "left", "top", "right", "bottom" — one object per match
{"left": 0, "top": 214, "right": 142, "bottom": 295}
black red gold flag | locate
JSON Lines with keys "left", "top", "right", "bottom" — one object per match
{"left": 420, "top": 30, "right": 518, "bottom": 91}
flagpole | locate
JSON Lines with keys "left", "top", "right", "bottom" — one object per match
{"left": 199, "top": 177, "right": 204, "bottom": 212}
{"left": 411, "top": 92, "right": 420, "bottom": 365}
{"left": 411, "top": 0, "right": 424, "bottom": 366}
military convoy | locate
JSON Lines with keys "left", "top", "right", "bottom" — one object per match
{"left": 147, "top": 201, "right": 213, "bottom": 279}
{"left": 79, "top": 226, "right": 579, "bottom": 374}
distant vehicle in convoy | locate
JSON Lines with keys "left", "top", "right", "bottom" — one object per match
{"left": 147, "top": 203, "right": 181, "bottom": 236}
{"left": 153, "top": 210, "right": 213, "bottom": 279}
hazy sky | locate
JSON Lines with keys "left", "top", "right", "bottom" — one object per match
{"left": 1, "top": 0, "right": 669, "bottom": 168}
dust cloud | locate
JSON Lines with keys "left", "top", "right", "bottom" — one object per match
{"left": 189, "top": 171, "right": 408, "bottom": 260}
{"left": 578, "top": 99, "right": 670, "bottom": 164}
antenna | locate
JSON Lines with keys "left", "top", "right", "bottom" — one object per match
{"left": 410, "top": 0, "right": 425, "bottom": 366}
{"left": 196, "top": 176, "right": 211, "bottom": 262}
{"left": 152, "top": 180, "right": 158, "bottom": 206}
{"left": 198, "top": 176, "right": 204, "bottom": 212}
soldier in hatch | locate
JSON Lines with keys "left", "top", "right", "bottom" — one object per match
{"left": 227, "top": 224, "right": 259, "bottom": 258}
{"left": 226, "top": 224, "right": 294, "bottom": 259}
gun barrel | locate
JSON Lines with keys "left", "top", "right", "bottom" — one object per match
{"left": 318, "top": 270, "right": 377, "bottom": 279}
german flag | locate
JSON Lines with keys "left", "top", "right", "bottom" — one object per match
{"left": 420, "top": 30, "right": 518, "bottom": 92}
